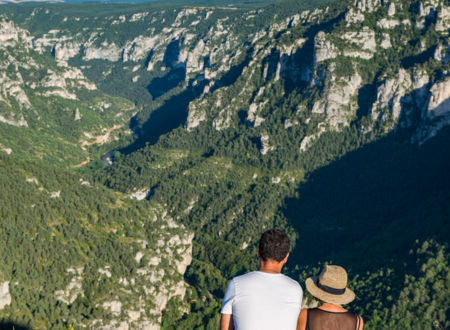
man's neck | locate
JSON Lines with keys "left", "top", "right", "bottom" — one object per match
{"left": 259, "top": 259, "right": 283, "bottom": 274}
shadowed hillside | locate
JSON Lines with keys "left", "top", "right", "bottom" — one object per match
{"left": 286, "top": 127, "right": 450, "bottom": 268}
{"left": 285, "top": 127, "right": 450, "bottom": 327}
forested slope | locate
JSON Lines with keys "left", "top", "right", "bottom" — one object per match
{"left": 0, "top": 153, "right": 194, "bottom": 329}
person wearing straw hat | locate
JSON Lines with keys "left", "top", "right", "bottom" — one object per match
{"left": 297, "top": 265, "right": 363, "bottom": 330}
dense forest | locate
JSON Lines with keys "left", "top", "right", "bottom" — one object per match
{"left": 0, "top": 0, "right": 449, "bottom": 328}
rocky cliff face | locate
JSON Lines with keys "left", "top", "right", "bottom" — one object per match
{"left": 413, "top": 76, "right": 450, "bottom": 144}
{"left": 181, "top": 0, "right": 450, "bottom": 149}
{"left": 6, "top": 0, "right": 447, "bottom": 153}
{"left": 29, "top": 7, "right": 246, "bottom": 81}
{"left": 0, "top": 17, "right": 96, "bottom": 105}
{"left": 0, "top": 15, "right": 135, "bottom": 165}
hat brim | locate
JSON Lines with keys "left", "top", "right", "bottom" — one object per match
{"left": 305, "top": 276, "right": 355, "bottom": 305}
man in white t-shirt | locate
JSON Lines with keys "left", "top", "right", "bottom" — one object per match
{"left": 220, "top": 229, "right": 303, "bottom": 330}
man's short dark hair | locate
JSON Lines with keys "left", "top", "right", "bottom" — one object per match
{"left": 258, "top": 229, "right": 290, "bottom": 262}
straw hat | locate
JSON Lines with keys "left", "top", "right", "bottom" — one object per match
{"left": 305, "top": 265, "right": 355, "bottom": 304}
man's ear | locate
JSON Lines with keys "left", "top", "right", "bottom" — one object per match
{"left": 282, "top": 252, "right": 289, "bottom": 264}
{"left": 257, "top": 249, "right": 260, "bottom": 258}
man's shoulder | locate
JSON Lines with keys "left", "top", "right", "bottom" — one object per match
{"left": 279, "top": 273, "right": 303, "bottom": 291}
{"left": 233, "top": 271, "right": 302, "bottom": 290}
{"left": 232, "top": 271, "right": 260, "bottom": 282}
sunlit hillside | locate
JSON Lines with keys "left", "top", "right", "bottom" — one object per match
{"left": 0, "top": 0, "right": 448, "bottom": 328}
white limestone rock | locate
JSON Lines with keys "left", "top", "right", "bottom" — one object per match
{"left": 135, "top": 252, "right": 144, "bottom": 264}
{"left": 387, "top": 2, "right": 396, "bottom": 16}
{"left": 0, "top": 113, "right": 28, "bottom": 127}
{"left": 426, "top": 76, "right": 450, "bottom": 118}
{"left": 41, "top": 71, "right": 67, "bottom": 89}
{"left": 42, "top": 89, "right": 77, "bottom": 100}
{"left": 345, "top": 8, "right": 365, "bottom": 26}
{"left": 50, "top": 191, "right": 61, "bottom": 198}
{"left": 371, "top": 69, "right": 412, "bottom": 121}
{"left": 55, "top": 268, "right": 84, "bottom": 305}
{"left": 0, "top": 19, "right": 20, "bottom": 43}
{"left": 252, "top": 30, "right": 267, "bottom": 43}
{"left": 380, "top": 33, "right": 392, "bottom": 49}
{"left": 0, "top": 69, "right": 32, "bottom": 109}
{"left": 0, "top": 143, "right": 12, "bottom": 155}
{"left": 0, "top": 282, "right": 11, "bottom": 309}
{"left": 53, "top": 42, "right": 81, "bottom": 63}
{"left": 354, "top": 0, "right": 381, "bottom": 13}
{"left": 418, "top": 0, "right": 439, "bottom": 19}
{"left": 284, "top": 118, "right": 299, "bottom": 129}
{"left": 271, "top": 177, "right": 281, "bottom": 184}
{"left": 413, "top": 76, "right": 450, "bottom": 144}
{"left": 260, "top": 133, "right": 274, "bottom": 155}
{"left": 0, "top": 18, "right": 32, "bottom": 48}
{"left": 174, "top": 8, "right": 198, "bottom": 26}
{"left": 314, "top": 31, "right": 338, "bottom": 63}
{"left": 186, "top": 39, "right": 207, "bottom": 73}
{"left": 103, "top": 301, "right": 122, "bottom": 316}
{"left": 39, "top": 66, "right": 95, "bottom": 100}
{"left": 341, "top": 27, "right": 376, "bottom": 59}
{"left": 312, "top": 74, "right": 363, "bottom": 129}
{"left": 186, "top": 100, "right": 207, "bottom": 131}
{"left": 127, "top": 310, "right": 141, "bottom": 321}
{"left": 129, "top": 12, "right": 149, "bottom": 22}
{"left": 26, "top": 177, "right": 39, "bottom": 184}
{"left": 436, "top": 5, "right": 450, "bottom": 32}
{"left": 83, "top": 42, "right": 122, "bottom": 61}
{"left": 213, "top": 107, "right": 232, "bottom": 130}
{"left": 401, "top": 19, "right": 411, "bottom": 26}
{"left": 247, "top": 100, "right": 268, "bottom": 127}
{"left": 98, "top": 267, "right": 112, "bottom": 278}
{"left": 97, "top": 321, "right": 130, "bottom": 330}
{"left": 412, "top": 68, "right": 430, "bottom": 112}
{"left": 183, "top": 198, "right": 197, "bottom": 214}
{"left": 128, "top": 188, "right": 151, "bottom": 200}
{"left": 434, "top": 41, "right": 450, "bottom": 64}
{"left": 7, "top": 85, "right": 31, "bottom": 108}
{"left": 123, "top": 36, "right": 158, "bottom": 62}
{"left": 377, "top": 18, "right": 400, "bottom": 29}
{"left": 148, "top": 256, "right": 161, "bottom": 266}
{"left": 174, "top": 233, "right": 194, "bottom": 274}
{"left": 74, "top": 108, "right": 82, "bottom": 121}
{"left": 300, "top": 134, "right": 318, "bottom": 152}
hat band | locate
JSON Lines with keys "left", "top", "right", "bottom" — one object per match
{"left": 316, "top": 280, "right": 346, "bottom": 295}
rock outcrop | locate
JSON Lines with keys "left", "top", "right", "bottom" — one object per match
{"left": 186, "top": 98, "right": 207, "bottom": 131}
{"left": 185, "top": 0, "right": 448, "bottom": 153}
{"left": 0, "top": 282, "right": 11, "bottom": 309}
{"left": 314, "top": 31, "right": 338, "bottom": 63}
{"left": 341, "top": 27, "right": 376, "bottom": 59}
{"left": 260, "top": 133, "right": 274, "bottom": 155}
{"left": 0, "top": 143, "right": 12, "bottom": 155}
{"left": 55, "top": 267, "right": 84, "bottom": 305}
{"left": 371, "top": 69, "right": 412, "bottom": 121}
{"left": 354, "top": 0, "right": 381, "bottom": 13}
{"left": 83, "top": 42, "right": 122, "bottom": 61}
{"left": 413, "top": 76, "right": 450, "bottom": 144}
{"left": 426, "top": 77, "right": 450, "bottom": 118}
{"left": 313, "top": 74, "right": 363, "bottom": 129}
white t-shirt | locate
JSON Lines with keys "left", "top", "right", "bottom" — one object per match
{"left": 221, "top": 271, "right": 303, "bottom": 330}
